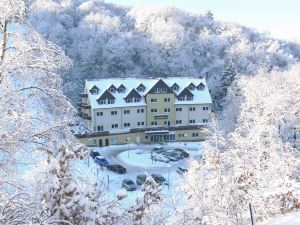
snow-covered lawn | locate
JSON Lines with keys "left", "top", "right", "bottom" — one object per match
{"left": 260, "top": 211, "right": 300, "bottom": 225}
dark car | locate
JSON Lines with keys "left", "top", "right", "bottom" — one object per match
{"left": 90, "top": 150, "right": 101, "bottom": 159}
{"left": 136, "top": 174, "right": 147, "bottom": 185}
{"left": 174, "top": 148, "right": 190, "bottom": 158}
{"left": 95, "top": 156, "right": 109, "bottom": 167}
{"left": 108, "top": 164, "right": 126, "bottom": 174}
{"left": 152, "top": 146, "right": 164, "bottom": 154}
{"left": 151, "top": 174, "right": 167, "bottom": 185}
{"left": 122, "top": 179, "right": 137, "bottom": 191}
{"left": 176, "top": 167, "right": 188, "bottom": 175}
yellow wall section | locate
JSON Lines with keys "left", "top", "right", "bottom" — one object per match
{"left": 146, "top": 93, "right": 176, "bottom": 127}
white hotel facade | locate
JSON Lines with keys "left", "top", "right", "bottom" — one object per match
{"left": 77, "top": 77, "right": 212, "bottom": 146}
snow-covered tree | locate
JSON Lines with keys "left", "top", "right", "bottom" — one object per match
{"left": 126, "top": 175, "right": 166, "bottom": 225}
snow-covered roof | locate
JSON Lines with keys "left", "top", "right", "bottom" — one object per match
{"left": 84, "top": 77, "right": 212, "bottom": 109}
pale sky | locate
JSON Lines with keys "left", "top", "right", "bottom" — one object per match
{"left": 106, "top": 0, "right": 300, "bottom": 42}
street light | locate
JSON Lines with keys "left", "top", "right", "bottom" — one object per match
{"left": 167, "top": 164, "right": 171, "bottom": 190}
{"left": 126, "top": 137, "right": 130, "bottom": 158}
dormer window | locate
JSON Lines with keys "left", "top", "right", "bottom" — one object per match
{"left": 188, "top": 83, "right": 196, "bottom": 91}
{"left": 126, "top": 98, "right": 133, "bottom": 103}
{"left": 187, "top": 96, "right": 193, "bottom": 101}
{"left": 91, "top": 89, "right": 98, "bottom": 94}
{"left": 137, "top": 83, "right": 146, "bottom": 92}
{"left": 134, "top": 98, "right": 141, "bottom": 102}
{"left": 89, "top": 85, "right": 99, "bottom": 95}
{"left": 99, "top": 100, "right": 106, "bottom": 104}
{"left": 108, "top": 84, "right": 117, "bottom": 93}
{"left": 171, "top": 83, "right": 179, "bottom": 91}
{"left": 197, "top": 83, "right": 205, "bottom": 90}
{"left": 117, "top": 84, "right": 126, "bottom": 93}
{"left": 178, "top": 97, "right": 185, "bottom": 101}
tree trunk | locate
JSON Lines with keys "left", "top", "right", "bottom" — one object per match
{"left": 1, "top": 20, "right": 8, "bottom": 63}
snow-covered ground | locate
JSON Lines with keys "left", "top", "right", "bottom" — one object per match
{"left": 76, "top": 142, "right": 204, "bottom": 206}
{"left": 260, "top": 211, "right": 300, "bottom": 225}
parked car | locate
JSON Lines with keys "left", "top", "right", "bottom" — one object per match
{"left": 152, "top": 146, "right": 164, "bottom": 153}
{"left": 174, "top": 148, "right": 190, "bottom": 158}
{"left": 151, "top": 174, "right": 167, "bottom": 185}
{"left": 95, "top": 156, "right": 109, "bottom": 167}
{"left": 151, "top": 154, "right": 170, "bottom": 163}
{"left": 163, "top": 152, "right": 180, "bottom": 161}
{"left": 176, "top": 167, "right": 188, "bottom": 175}
{"left": 122, "top": 179, "right": 137, "bottom": 191}
{"left": 108, "top": 164, "right": 126, "bottom": 174}
{"left": 136, "top": 174, "right": 147, "bottom": 185}
{"left": 90, "top": 150, "right": 101, "bottom": 159}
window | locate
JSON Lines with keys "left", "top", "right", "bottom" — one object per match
{"left": 155, "top": 87, "right": 167, "bottom": 93}
{"left": 176, "top": 107, "right": 182, "bottom": 112}
{"left": 119, "top": 88, "right": 125, "bottom": 93}
{"left": 134, "top": 98, "right": 141, "bottom": 102}
{"left": 189, "top": 107, "right": 195, "bottom": 111}
{"left": 151, "top": 98, "right": 157, "bottom": 103}
{"left": 145, "top": 135, "right": 148, "bottom": 139}
{"left": 111, "top": 110, "right": 117, "bottom": 115}
{"left": 99, "top": 100, "right": 106, "bottom": 104}
{"left": 137, "top": 121, "right": 145, "bottom": 126}
{"left": 203, "top": 106, "right": 209, "bottom": 111}
{"left": 198, "top": 86, "right": 204, "bottom": 90}
{"left": 189, "top": 119, "right": 196, "bottom": 124}
{"left": 178, "top": 97, "right": 185, "bottom": 101}
{"left": 137, "top": 109, "right": 144, "bottom": 113}
{"left": 164, "top": 108, "right": 170, "bottom": 113}
{"left": 188, "top": 86, "right": 194, "bottom": 91}
{"left": 92, "top": 140, "right": 97, "bottom": 145}
{"left": 187, "top": 96, "right": 193, "bottom": 101}
{"left": 172, "top": 86, "right": 178, "bottom": 91}
{"left": 151, "top": 121, "right": 157, "bottom": 126}
{"left": 126, "top": 98, "right": 133, "bottom": 103}
{"left": 96, "top": 112, "right": 103, "bottom": 116}
{"left": 178, "top": 133, "right": 185, "bottom": 138}
{"left": 151, "top": 108, "right": 158, "bottom": 113}
{"left": 124, "top": 123, "right": 130, "bottom": 127}
{"left": 164, "top": 98, "right": 170, "bottom": 102}
{"left": 112, "top": 124, "right": 118, "bottom": 128}
{"left": 176, "top": 120, "right": 182, "bottom": 124}
{"left": 97, "top": 125, "right": 103, "bottom": 131}
{"left": 111, "top": 137, "right": 118, "bottom": 143}
{"left": 110, "top": 88, "right": 115, "bottom": 93}
{"left": 91, "top": 89, "right": 98, "bottom": 95}
{"left": 164, "top": 121, "right": 170, "bottom": 126}
{"left": 138, "top": 87, "right": 145, "bottom": 92}
{"left": 124, "top": 110, "right": 130, "bottom": 114}
{"left": 192, "top": 133, "right": 199, "bottom": 138}
{"left": 203, "top": 119, "right": 209, "bottom": 123}
{"left": 108, "top": 100, "right": 114, "bottom": 104}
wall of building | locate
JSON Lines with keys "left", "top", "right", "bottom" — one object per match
{"left": 78, "top": 127, "right": 206, "bottom": 147}
{"left": 92, "top": 106, "right": 146, "bottom": 132}
{"left": 175, "top": 103, "right": 212, "bottom": 125}
{"left": 145, "top": 93, "right": 176, "bottom": 127}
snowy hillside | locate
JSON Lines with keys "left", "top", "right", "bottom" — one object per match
{"left": 29, "top": 0, "right": 300, "bottom": 103}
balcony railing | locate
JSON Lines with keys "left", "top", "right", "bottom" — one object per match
{"left": 77, "top": 102, "right": 91, "bottom": 109}
{"left": 79, "top": 93, "right": 88, "bottom": 98}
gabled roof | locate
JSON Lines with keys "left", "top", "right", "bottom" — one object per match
{"left": 118, "top": 84, "right": 126, "bottom": 90}
{"left": 137, "top": 83, "right": 146, "bottom": 90}
{"left": 177, "top": 87, "right": 194, "bottom": 98}
{"left": 146, "top": 79, "right": 174, "bottom": 95}
{"left": 108, "top": 84, "right": 117, "bottom": 90}
{"left": 188, "top": 82, "right": 196, "bottom": 88}
{"left": 125, "top": 89, "right": 141, "bottom": 99}
{"left": 171, "top": 82, "right": 179, "bottom": 88}
{"left": 97, "top": 90, "right": 115, "bottom": 101}
{"left": 89, "top": 85, "right": 99, "bottom": 93}
{"left": 198, "top": 82, "right": 205, "bottom": 87}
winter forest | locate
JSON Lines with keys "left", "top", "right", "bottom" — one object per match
{"left": 1, "top": 0, "right": 300, "bottom": 224}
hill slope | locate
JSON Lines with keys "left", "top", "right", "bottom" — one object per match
{"left": 29, "top": 0, "right": 300, "bottom": 103}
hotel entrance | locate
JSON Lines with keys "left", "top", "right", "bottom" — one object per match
{"left": 146, "top": 131, "right": 175, "bottom": 143}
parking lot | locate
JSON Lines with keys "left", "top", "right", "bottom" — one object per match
{"left": 80, "top": 142, "right": 203, "bottom": 205}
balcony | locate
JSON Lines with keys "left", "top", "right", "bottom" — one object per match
{"left": 77, "top": 102, "right": 91, "bottom": 109}
{"left": 79, "top": 112, "right": 92, "bottom": 120}
{"left": 79, "top": 93, "right": 88, "bottom": 98}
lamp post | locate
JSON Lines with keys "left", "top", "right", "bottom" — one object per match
{"left": 167, "top": 164, "right": 171, "bottom": 190}
{"left": 126, "top": 137, "right": 130, "bottom": 158}
{"left": 86, "top": 138, "right": 93, "bottom": 167}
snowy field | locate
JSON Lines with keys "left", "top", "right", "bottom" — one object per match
{"left": 76, "top": 142, "right": 204, "bottom": 206}
{"left": 260, "top": 211, "right": 300, "bottom": 225}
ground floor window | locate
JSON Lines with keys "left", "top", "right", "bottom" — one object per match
{"left": 111, "top": 137, "right": 118, "bottom": 143}
{"left": 192, "top": 133, "right": 199, "bottom": 138}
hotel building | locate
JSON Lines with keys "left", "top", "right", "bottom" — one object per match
{"left": 77, "top": 77, "right": 212, "bottom": 146}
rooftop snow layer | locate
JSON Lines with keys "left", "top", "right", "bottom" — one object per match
{"left": 84, "top": 77, "right": 212, "bottom": 109}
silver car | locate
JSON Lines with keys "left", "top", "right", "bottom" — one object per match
{"left": 122, "top": 179, "right": 137, "bottom": 191}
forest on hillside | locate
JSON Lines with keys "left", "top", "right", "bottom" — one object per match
{"left": 29, "top": 0, "right": 300, "bottom": 104}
